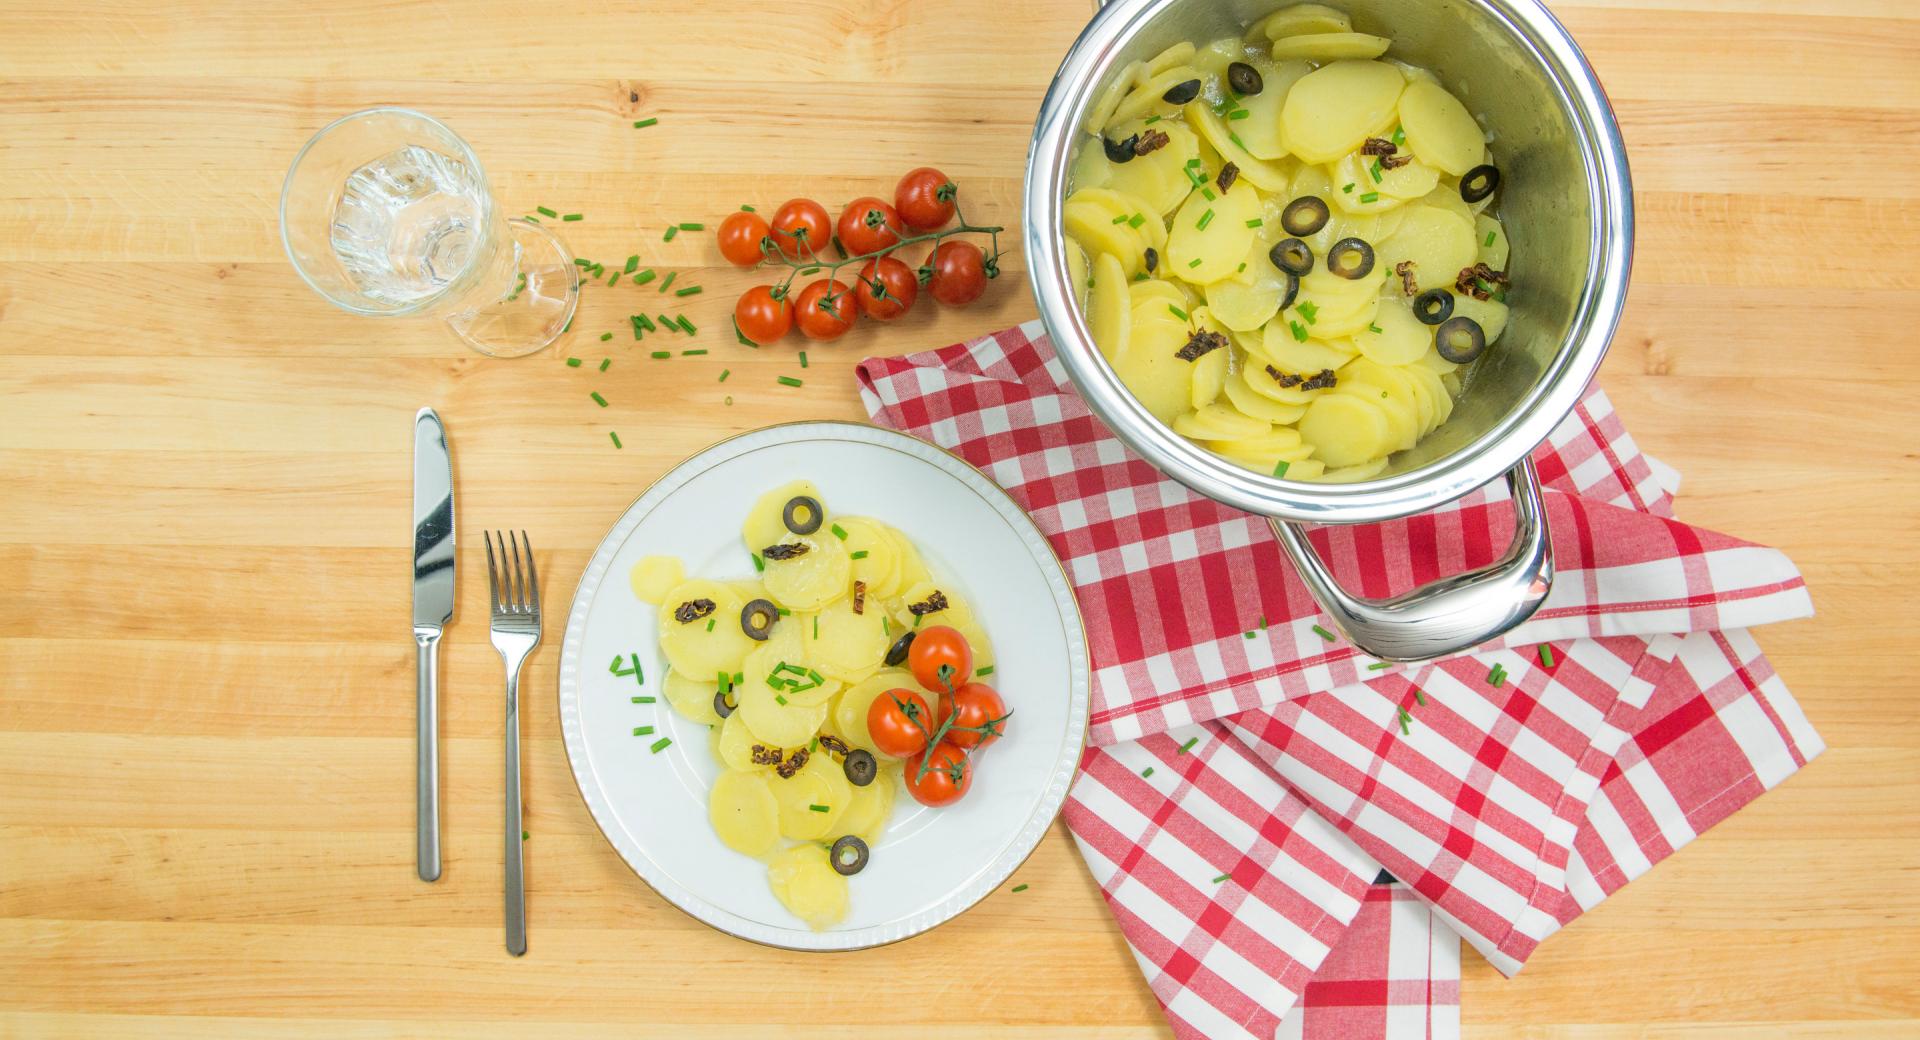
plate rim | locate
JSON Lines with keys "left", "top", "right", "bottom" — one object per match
{"left": 555, "top": 419, "right": 1090, "bottom": 951}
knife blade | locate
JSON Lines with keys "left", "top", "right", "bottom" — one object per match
{"left": 411, "top": 407, "right": 455, "bottom": 882}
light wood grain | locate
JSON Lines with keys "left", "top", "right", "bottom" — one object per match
{"left": 2, "top": 0, "right": 1916, "bottom": 1037}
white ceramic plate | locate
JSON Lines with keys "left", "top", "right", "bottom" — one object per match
{"left": 557, "top": 421, "right": 1089, "bottom": 950}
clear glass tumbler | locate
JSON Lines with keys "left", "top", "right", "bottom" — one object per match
{"left": 280, "top": 108, "right": 577, "bottom": 358}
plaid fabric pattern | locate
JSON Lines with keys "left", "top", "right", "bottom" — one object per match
{"left": 856, "top": 322, "right": 1821, "bottom": 1037}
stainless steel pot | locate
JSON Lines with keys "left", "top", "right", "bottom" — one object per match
{"left": 1024, "top": 0, "right": 1633, "bottom": 661}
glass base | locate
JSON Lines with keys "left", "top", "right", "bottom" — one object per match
{"left": 445, "top": 218, "right": 578, "bottom": 358}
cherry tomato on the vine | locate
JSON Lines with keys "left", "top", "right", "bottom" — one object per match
{"left": 936, "top": 682, "right": 1010, "bottom": 751}
{"left": 905, "top": 741, "right": 973, "bottom": 807}
{"left": 717, "top": 211, "right": 772, "bottom": 267}
{"left": 792, "top": 278, "right": 859, "bottom": 341}
{"left": 895, "top": 167, "right": 957, "bottom": 233}
{"left": 927, "top": 240, "right": 989, "bottom": 306}
{"left": 836, "top": 196, "right": 905, "bottom": 256}
{"left": 867, "top": 688, "right": 934, "bottom": 759}
{"left": 907, "top": 624, "right": 973, "bottom": 693}
{"left": 854, "top": 256, "right": 918, "bottom": 321}
{"left": 733, "top": 285, "right": 792, "bottom": 345}
{"left": 769, "top": 198, "right": 832, "bottom": 260}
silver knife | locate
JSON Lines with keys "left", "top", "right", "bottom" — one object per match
{"left": 411, "top": 407, "right": 456, "bottom": 883}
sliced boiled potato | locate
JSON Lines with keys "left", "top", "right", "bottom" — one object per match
{"left": 1252, "top": 3, "right": 1351, "bottom": 40}
{"left": 836, "top": 516, "right": 902, "bottom": 600}
{"left": 1142, "top": 41, "right": 1198, "bottom": 80}
{"left": 771, "top": 846, "right": 849, "bottom": 930}
{"left": 1276, "top": 458, "right": 1328, "bottom": 480}
{"left": 1084, "top": 59, "right": 1144, "bottom": 135}
{"left": 1189, "top": 340, "right": 1229, "bottom": 408}
{"left": 1397, "top": 78, "right": 1486, "bottom": 176}
{"left": 894, "top": 579, "right": 975, "bottom": 631}
{"left": 629, "top": 555, "right": 683, "bottom": 606}
{"left": 772, "top": 756, "right": 844, "bottom": 841}
{"left": 664, "top": 669, "right": 723, "bottom": 726}
{"left": 1173, "top": 403, "right": 1269, "bottom": 441}
{"left": 1222, "top": 361, "right": 1309, "bottom": 421}
{"left": 760, "top": 534, "right": 852, "bottom": 611}
{"left": 1419, "top": 182, "right": 1476, "bottom": 225}
{"left": 834, "top": 670, "right": 915, "bottom": 755}
{"left": 1069, "top": 145, "right": 1114, "bottom": 193}
{"left": 1183, "top": 102, "right": 1293, "bottom": 192}
{"left": 835, "top": 766, "right": 896, "bottom": 844}
{"left": 1110, "top": 65, "right": 1205, "bottom": 129}
{"left": 1113, "top": 315, "right": 1199, "bottom": 422}
{"left": 709, "top": 770, "right": 780, "bottom": 858}
{"left": 1260, "top": 324, "right": 1358, "bottom": 375}
{"left": 1069, "top": 186, "right": 1167, "bottom": 251}
{"left": 717, "top": 710, "right": 762, "bottom": 772}
{"left": 1068, "top": 239, "right": 1091, "bottom": 307}
{"left": 745, "top": 631, "right": 840, "bottom": 708}
{"left": 809, "top": 592, "right": 891, "bottom": 683}
{"left": 1204, "top": 233, "right": 1291, "bottom": 331}
{"left": 1377, "top": 206, "right": 1477, "bottom": 295}
{"left": 1475, "top": 214, "right": 1509, "bottom": 270}
{"left": 1281, "top": 60, "right": 1405, "bottom": 165}
{"left": 1130, "top": 277, "right": 1190, "bottom": 313}
{"left": 950, "top": 616, "right": 995, "bottom": 676}
{"left": 1064, "top": 199, "right": 1146, "bottom": 277}
{"left": 1321, "top": 458, "right": 1390, "bottom": 482}
{"left": 736, "top": 661, "right": 830, "bottom": 749}
{"left": 1192, "top": 37, "right": 1248, "bottom": 81}
{"left": 658, "top": 579, "right": 755, "bottom": 681}
{"left": 1337, "top": 378, "right": 1417, "bottom": 450}
{"left": 1107, "top": 121, "right": 1201, "bottom": 216}
{"left": 1386, "top": 58, "right": 1442, "bottom": 88}
{"left": 1405, "top": 362, "right": 1455, "bottom": 427}
{"left": 1166, "top": 180, "right": 1261, "bottom": 285}
{"left": 1232, "top": 59, "right": 1312, "bottom": 161}
{"left": 1089, "top": 251, "right": 1133, "bottom": 364}
{"left": 1352, "top": 294, "right": 1429, "bottom": 366}
{"left": 1331, "top": 150, "right": 1437, "bottom": 213}
{"left": 1448, "top": 291, "right": 1510, "bottom": 344}
{"left": 886, "top": 527, "right": 932, "bottom": 591}
{"left": 1298, "top": 392, "right": 1390, "bottom": 467}
{"left": 742, "top": 480, "right": 823, "bottom": 554}
{"left": 1270, "top": 31, "right": 1391, "bottom": 63}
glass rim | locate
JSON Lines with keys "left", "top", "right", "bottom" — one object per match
{"left": 279, "top": 106, "right": 498, "bottom": 318}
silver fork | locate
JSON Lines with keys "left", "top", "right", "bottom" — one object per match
{"left": 484, "top": 530, "right": 541, "bottom": 957}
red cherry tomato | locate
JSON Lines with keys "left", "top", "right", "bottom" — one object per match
{"left": 927, "top": 240, "right": 989, "bottom": 306}
{"left": 895, "top": 167, "right": 957, "bottom": 233}
{"left": 904, "top": 741, "right": 973, "bottom": 807}
{"left": 792, "top": 279, "right": 859, "bottom": 341}
{"left": 733, "top": 285, "right": 792, "bottom": 345}
{"left": 854, "top": 256, "right": 918, "bottom": 321}
{"left": 836, "top": 196, "right": 905, "bottom": 256}
{"left": 867, "top": 688, "right": 934, "bottom": 759}
{"left": 717, "top": 211, "right": 772, "bottom": 267}
{"left": 908, "top": 624, "right": 973, "bottom": 694}
{"left": 769, "top": 198, "right": 832, "bottom": 260}
{"left": 936, "top": 682, "right": 1009, "bottom": 750}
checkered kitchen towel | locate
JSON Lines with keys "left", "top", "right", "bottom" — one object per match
{"left": 856, "top": 321, "right": 1820, "bottom": 1039}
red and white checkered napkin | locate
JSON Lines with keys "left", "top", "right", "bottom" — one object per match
{"left": 856, "top": 321, "right": 1820, "bottom": 1039}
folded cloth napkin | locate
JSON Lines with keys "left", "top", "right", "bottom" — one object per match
{"left": 857, "top": 321, "right": 1819, "bottom": 1039}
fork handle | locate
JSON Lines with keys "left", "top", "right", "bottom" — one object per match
{"left": 414, "top": 629, "right": 443, "bottom": 883}
{"left": 503, "top": 666, "right": 527, "bottom": 956}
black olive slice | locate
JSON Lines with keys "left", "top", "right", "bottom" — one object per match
{"left": 713, "top": 689, "right": 736, "bottom": 719}
{"left": 884, "top": 629, "right": 916, "bottom": 667}
{"left": 1227, "top": 61, "right": 1264, "bottom": 96}
{"left": 1460, "top": 164, "right": 1501, "bottom": 204}
{"left": 1161, "top": 78, "right": 1203, "bottom": 105}
{"left": 1413, "top": 289, "right": 1454, "bottom": 325}
{"left": 1326, "top": 237, "right": 1375, "bottom": 280}
{"left": 781, "top": 495, "right": 823, "bottom": 535}
{"left": 739, "top": 598, "right": 778, "bottom": 641}
{"left": 1102, "top": 133, "right": 1139, "bottom": 164}
{"left": 1276, "top": 270, "right": 1300, "bottom": 312}
{"left": 1143, "top": 246, "right": 1158, "bottom": 273}
{"left": 1280, "top": 195, "right": 1330, "bottom": 236}
{"left": 843, "top": 749, "right": 878, "bottom": 788}
{"left": 1269, "top": 237, "right": 1314, "bottom": 277}
{"left": 830, "top": 835, "right": 870, "bottom": 876}
{"left": 1435, "top": 316, "right": 1488, "bottom": 363}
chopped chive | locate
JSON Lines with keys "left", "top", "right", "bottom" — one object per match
{"left": 1133, "top": 271, "right": 1149, "bottom": 281}
{"left": 705, "top": 617, "right": 716, "bottom": 632}
{"left": 1359, "top": 192, "right": 1380, "bottom": 204}
{"left": 1145, "top": 115, "right": 1162, "bottom": 125}
{"left": 632, "top": 117, "right": 658, "bottom": 129}
{"left": 1128, "top": 213, "right": 1147, "bottom": 228}
{"left": 1186, "top": 157, "right": 1203, "bottom": 168}
{"left": 1414, "top": 688, "right": 1427, "bottom": 706}
{"left": 1369, "top": 323, "right": 1384, "bottom": 334}
{"left": 850, "top": 550, "right": 869, "bottom": 560}
{"left": 830, "top": 523, "right": 847, "bottom": 540}
{"left": 563, "top": 213, "right": 583, "bottom": 222}
{"left": 632, "top": 695, "right": 654, "bottom": 703}
{"left": 649, "top": 737, "right": 672, "bottom": 753}
{"left": 624, "top": 255, "right": 639, "bottom": 274}
{"left": 681, "top": 348, "right": 708, "bottom": 356}
{"left": 1236, "top": 262, "right": 1247, "bottom": 273}
{"left": 610, "top": 655, "right": 629, "bottom": 675}
{"left": 751, "top": 552, "right": 764, "bottom": 573}
{"left": 1258, "top": 615, "right": 1267, "bottom": 630}
{"left": 599, "top": 332, "right": 613, "bottom": 342}
{"left": 1485, "top": 230, "right": 1498, "bottom": 247}
{"left": 778, "top": 607, "right": 791, "bottom": 616}
{"left": 1228, "top": 131, "right": 1247, "bottom": 150}
{"left": 740, "top": 204, "right": 756, "bottom": 212}
{"left": 536, "top": 206, "right": 557, "bottom": 218}
{"left": 976, "top": 665, "right": 994, "bottom": 677}
{"left": 777, "top": 375, "right": 803, "bottom": 387}
{"left": 1201, "top": 187, "right": 1217, "bottom": 201}
{"left": 1011, "top": 883, "right": 1029, "bottom": 892}
{"left": 636, "top": 313, "right": 656, "bottom": 331}
{"left": 1111, "top": 214, "right": 1129, "bottom": 225}
{"left": 658, "top": 271, "right": 676, "bottom": 293}
{"left": 1489, "top": 664, "right": 1506, "bottom": 687}
{"left": 1228, "top": 109, "right": 1250, "bottom": 121}
{"left": 599, "top": 357, "right": 611, "bottom": 371}
{"left": 776, "top": 694, "right": 788, "bottom": 706}
{"left": 523, "top": 830, "right": 529, "bottom": 841}
{"left": 591, "top": 391, "right": 608, "bottom": 407}
{"left": 719, "top": 368, "right": 730, "bottom": 382}
{"left": 1289, "top": 320, "right": 1308, "bottom": 342}
{"left": 662, "top": 226, "right": 678, "bottom": 241}
{"left": 676, "top": 315, "right": 696, "bottom": 334}
{"left": 633, "top": 268, "right": 657, "bottom": 286}
{"left": 1298, "top": 300, "right": 1319, "bottom": 324}
{"left": 1342, "top": 182, "right": 1356, "bottom": 194}
{"left": 1397, "top": 707, "right": 1412, "bottom": 734}
{"left": 1366, "top": 661, "right": 1390, "bottom": 670}
{"left": 632, "top": 725, "right": 654, "bottom": 737}
{"left": 574, "top": 258, "right": 594, "bottom": 268}
{"left": 1245, "top": 631, "right": 1255, "bottom": 639}
{"left": 813, "top": 616, "right": 820, "bottom": 639}
{"left": 1245, "top": 217, "right": 1263, "bottom": 228}
{"left": 1311, "top": 624, "right": 1336, "bottom": 641}
{"left": 1212, "top": 872, "right": 1230, "bottom": 883}
{"left": 678, "top": 222, "right": 704, "bottom": 231}
{"left": 1539, "top": 644, "right": 1556, "bottom": 668}
{"left": 566, "top": 357, "right": 581, "bottom": 368}
{"left": 1188, "top": 257, "right": 1203, "bottom": 268}
{"left": 1196, "top": 208, "right": 1215, "bottom": 230}
{"left": 611, "top": 427, "right": 625, "bottom": 449}
{"left": 1392, "top": 125, "right": 1406, "bottom": 145}
{"left": 651, "top": 350, "right": 671, "bottom": 359}
{"left": 1167, "top": 304, "right": 1189, "bottom": 321}
{"left": 1177, "top": 736, "right": 1198, "bottom": 755}
{"left": 1369, "top": 160, "right": 1384, "bottom": 183}
{"left": 675, "top": 285, "right": 702, "bottom": 297}
{"left": 799, "top": 350, "right": 809, "bottom": 369}
{"left": 1273, "top": 460, "right": 1290, "bottom": 477}
{"left": 657, "top": 312, "right": 675, "bottom": 330}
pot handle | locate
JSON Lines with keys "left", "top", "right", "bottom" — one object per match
{"left": 1269, "top": 458, "right": 1554, "bottom": 662}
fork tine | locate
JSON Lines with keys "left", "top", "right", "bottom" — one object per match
{"left": 521, "top": 531, "right": 540, "bottom": 615}
{"left": 483, "top": 530, "right": 501, "bottom": 614}
{"left": 509, "top": 530, "right": 527, "bottom": 612}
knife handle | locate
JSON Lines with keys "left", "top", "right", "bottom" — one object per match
{"left": 415, "top": 629, "right": 443, "bottom": 882}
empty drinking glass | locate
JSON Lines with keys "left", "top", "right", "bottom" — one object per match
{"left": 281, "top": 108, "right": 577, "bottom": 358}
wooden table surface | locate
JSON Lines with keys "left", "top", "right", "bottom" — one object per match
{"left": 3, "top": 1, "right": 1917, "bottom": 1036}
